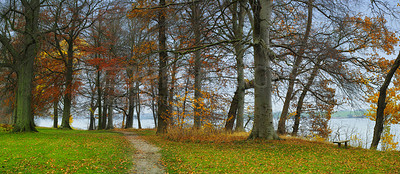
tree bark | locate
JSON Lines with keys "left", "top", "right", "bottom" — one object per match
{"left": 96, "top": 69, "right": 103, "bottom": 130}
{"left": 106, "top": 104, "right": 114, "bottom": 130}
{"left": 248, "top": 0, "right": 279, "bottom": 140}
{"left": 192, "top": 1, "right": 203, "bottom": 129}
{"left": 60, "top": 40, "right": 74, "bottom": 130}
{"left": 277, "top": 0, "right": 313, "bottom": 134}
{"left": 370, "top": 52, "right": 400, "bottom": 150}
{"left": 225, "top": 90, "right": 239, "bottom": 132}
{"left": 11, "top": 0, "right": 40, "bottom": 132}
{"left": 53, "top": 100, "right": 58, "bottom": 128}
{"left": 135, "top": 81, "right": 142, "bottom": 129}
{"left": 156, "top": 0, "right": 170, "bottom": 134}
{"left": 233, "top": 0, "right": 246, "bottom": 132}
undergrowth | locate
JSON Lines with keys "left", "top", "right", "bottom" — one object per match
{"left": 164, "top": 126, "right": 249, "bottom": 143}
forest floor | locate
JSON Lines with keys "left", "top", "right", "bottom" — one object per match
{"left": 116, "top": 131, "right": 165, "bottom": 174}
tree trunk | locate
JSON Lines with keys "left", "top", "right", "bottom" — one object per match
{"left": 88, "top": 108, "right": 96, "bottom": 130}
{"left": 156, "top": 0, "right": 170, "bottom": 134}
{"left": 11, "top": 0, "right": 40, "bottom": 132}
{"left": 101, "top": 95, "right": 108, "bottom": 129}
{"left": 60, "top": 41, "right": 74, "bottom": 130}
{"left": 125, "top": 86, "right": 134, "bottom": 129}
{"left": 96, "top": 69, "right": 103, "bottom": 130}
{"left": 169, "top": 58, "right": 177, "bottom": 126}
{"left": 151, "top": 83, "right": 157, "bottom": 128}
{"left": 192, "top": 1, "right": 202, "bottom": 129}
{"left": 370, "top": 52, "right": 400, "bottom": 150}
{"left": 135, "top": 81, "right": 142, "bottom": 129}
{"left": 225, "top": 90, "right": 239, "bottom": 132}
{"left": 233, "top": 0, "right": 246, "bottom": 132}
{"left": 53, "top": 100, "right": 58, "bottom": 128}
{"left": 292, "top": 60, "right": 320, "bottom": 136}
{"left": 277, "top": 0, "right": 313, "bottom": 135}
{"left": 106, "top": 104, "right": 114, "bottom": 130}
{"left": 248, "top": 0, "right": 279, "bottom": 140}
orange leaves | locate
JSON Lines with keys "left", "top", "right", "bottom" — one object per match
{"left": 347, "top": 14, "right": 399, "bottom": 54}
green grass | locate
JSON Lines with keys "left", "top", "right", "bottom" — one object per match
{"left": 137, "top": 129, "right": 400, "bottom": 173}
{"left": 0, "top": 128, "right": 133, "bottom": 174}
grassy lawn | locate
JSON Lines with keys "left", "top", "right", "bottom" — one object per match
{"left": 135, "top": 129, "right": 400, "bottom": 173}
{"left": 0, "top": 128, "right": 133, "bottom": 174}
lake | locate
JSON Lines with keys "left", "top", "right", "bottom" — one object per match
{"left": 35, "top": 117, "right": 400, "bottom": 150}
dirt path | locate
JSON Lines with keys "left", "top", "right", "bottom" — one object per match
{"left": 118, "top": 131, "right": 165, "bottom": 174}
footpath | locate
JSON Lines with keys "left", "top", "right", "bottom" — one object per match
{"left": 117, "top": 131, "right": 165, "bottom": 174}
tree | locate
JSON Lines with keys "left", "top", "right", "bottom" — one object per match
{"left": 0, "top": 0, "right": 41, "bottom": 132}
{"left": 48, "top": 0, "right": 102, "bottom": 129}
{"left": 248, "top": 0, "right": 279, "bottom": 140}
{"left": 277, "top": 0, "right": 313, "bottom": 135}
{"left": 369, "top": 52, "right": 400, "bottom": 150}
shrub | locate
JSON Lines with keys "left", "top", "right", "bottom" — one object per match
{"left": 0, "top": 124, "right": 13, "bottom": 132}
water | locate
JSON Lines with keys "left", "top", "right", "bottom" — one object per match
{"left": 35, "top": 117, "right": 400, "bottom": 150}
{"left": 329, "top": 118, "right": 400, "bottom": 150}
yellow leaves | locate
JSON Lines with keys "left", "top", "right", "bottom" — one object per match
{"left": 381, "top": 126, "right": 398, "bottom": 151}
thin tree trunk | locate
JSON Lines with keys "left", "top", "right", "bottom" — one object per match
{"left": 169, "top": 58, "right": 177, "bottom": 126}
{"left": 248, "top": 0, "right": 279, "bottom": 140}
{"left": 156, "top": 0, "right": 170, "bottom": 134}
{"left": 192, "top": 1, "right": 202, "bottom": 129}
{"left": 96, "top": 69, "right": 103, "bottom": 130}
{"left": 233, "top": 0, "right": 246, "bottom": 132}
{"left": 53, "top": 100, "right": 58, "bottom": 128}
{"left": 277, "top": 0, "right": 313, "bottom": 134}
{"left": 135, "top": 81, "right": 142, "bottom": 129}
{"left": 371, "top": 52, "right": 400, "bottom": 149}
{"left": 101, "top": 94, "right": 108, "bottom": 129}
{"left": 292, "top": 60, "right": 320, "bottom": 136}
{"left": 225, "top": 90, "right": 239, "bottom": 132}
{"left": 151, "top": 83, "right": 157, "bottom": 127}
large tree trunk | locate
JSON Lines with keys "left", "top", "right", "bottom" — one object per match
{"left": 156, "top": 0, "right": 170, "bottom": 134}
{"left": 248, "top": 0, "right": 278, "bottom": 140}
{"left": 60, "top": 41, "right": 74, "bottom": 130}
{"left": 277, "top": 0, "right": 313, "bottom": 134}
{"left": 53, "top": 100, "right": 58, "bottom": 128}
{"left": 192, "top": 1, "right": 203, "bottom": 129}
{"left": 233, "top": 0, "right": 246, "bottom": 132}
{"left": 371, "top": 52, "right": 400, "bottom": 149}
{"left": 11, "top": 0, "right": 40, "bottom": 132}
{"left": 125, "top": 87, "right": 134, "bottom": 129}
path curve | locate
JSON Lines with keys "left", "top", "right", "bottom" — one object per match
{"left": 118, "top": 131, "right": 165, "bottom": 174}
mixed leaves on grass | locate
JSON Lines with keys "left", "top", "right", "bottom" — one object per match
{"left": 136, "top": 129, "right": 400, "bottom": 173}
{"left": 0, "top": 128, "right": 133, "bottom": 173}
